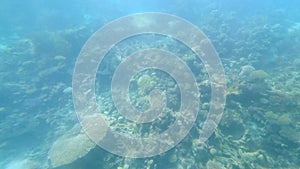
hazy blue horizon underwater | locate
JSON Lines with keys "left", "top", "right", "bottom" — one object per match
{"left": 0, "top": 0, "right": 300, "bottom": 168}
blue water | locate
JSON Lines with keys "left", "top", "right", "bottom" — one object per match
{"left": 1, "top": 0, "right": 300, "bottom": 168}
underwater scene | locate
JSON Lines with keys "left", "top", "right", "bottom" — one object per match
{"left": 0, "top": 0, "right": 300, "bottom": 168}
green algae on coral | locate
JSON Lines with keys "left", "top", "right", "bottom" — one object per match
{"left": 249, "top": 70, "right": 268, "bottom": 81}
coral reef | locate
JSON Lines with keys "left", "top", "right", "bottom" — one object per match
{"left": 1, "top": 1, "right": 300, "bottom": 169}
